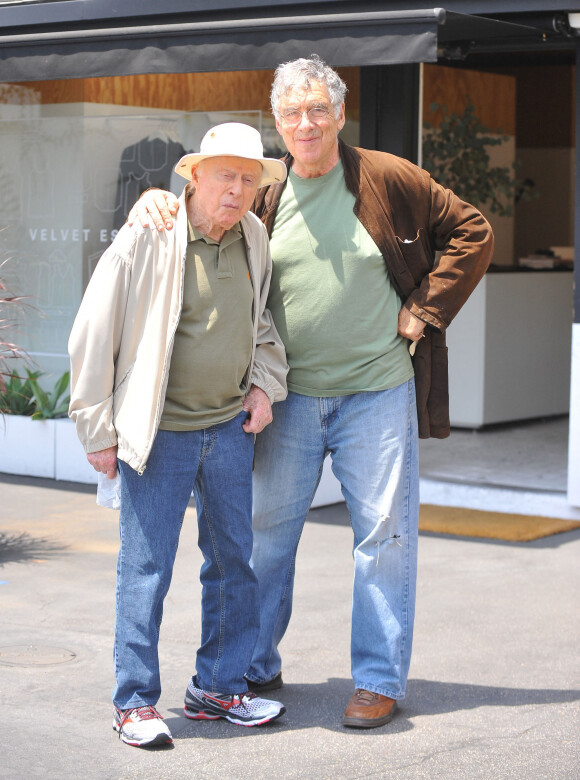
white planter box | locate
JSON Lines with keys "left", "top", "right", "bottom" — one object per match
{"left": 0, "top": 415, "right": 97, "bottom": 484}
{"left": 1, "top": 414, "right": 340, "bottom": 502}
{"left": 0, "top": 415, "right": 56, "bottom": 478}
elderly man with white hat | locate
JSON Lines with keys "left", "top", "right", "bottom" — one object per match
{"left": 68, "top": 123, "right": 289, "bottom": 747}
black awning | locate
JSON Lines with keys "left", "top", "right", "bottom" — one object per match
{"left": 0, "top": 9, "right": 444, "bottom": 82}
{"left": 439, "top": 10, "right": 579, "bottom": 58}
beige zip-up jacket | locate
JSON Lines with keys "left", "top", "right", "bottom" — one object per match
{"left": 68, "top": 189, "right": 288, "bottom": 474}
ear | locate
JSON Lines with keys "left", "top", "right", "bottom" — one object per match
{"left": 336, "top": 102, "right": 346, "bottom": 132}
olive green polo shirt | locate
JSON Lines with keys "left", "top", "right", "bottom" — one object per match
{"left": 159, "top": 222, "right": 253, "bottom": 430}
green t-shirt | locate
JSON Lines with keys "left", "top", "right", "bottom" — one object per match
{"left": 160, "top": 222, "right": 253, "bottom": 430}
{"left": 267, "top": 162, "right": 413, "bottom": 396}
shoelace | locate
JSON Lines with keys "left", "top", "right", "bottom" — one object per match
{"left": 232, "top": 691, "right": 256, "bottom": 709}
{"left": 118, "top": 704, "right": 161, "bottom": 732}
{"left": 354, "top": 689, "right": 378, "bottom": 703}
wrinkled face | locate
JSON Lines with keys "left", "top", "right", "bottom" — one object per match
{"left": 275, "top": 79, "right": 345, "bottom": 177}
{"left": 191, "top": 156, "right": 263, "bottom": 231}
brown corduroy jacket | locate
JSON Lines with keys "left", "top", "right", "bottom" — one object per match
{"left": 253, "top": 139, "right": 494, "bottom": 439}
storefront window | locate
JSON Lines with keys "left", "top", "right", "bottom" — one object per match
{"left": 0, "top": 103, "right": 269, "bottom": 384}
{"left": 0, "top": 70, "right": 359, "bottom": 387}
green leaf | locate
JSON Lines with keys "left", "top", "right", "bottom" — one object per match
{"left": 27, "top": 369, "right": 70, "bottom": 420}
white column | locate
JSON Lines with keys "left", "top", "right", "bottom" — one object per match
{"left": 571, "top": 45, "right": 580, "bottom": 508}
{"left": 568, "top": 324, "right": 580, "bottom": 506}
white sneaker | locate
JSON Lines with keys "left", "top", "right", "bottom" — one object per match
{"left": 113, "top": 705, "right": 173, "bottom": 747}
{"left": 183, "top": 678, "right": 285, "bottom": 726}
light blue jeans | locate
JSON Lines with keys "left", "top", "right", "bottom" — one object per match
{"left": 247, "top": 380, "right": 419, "bottom": 700}
{"left": 113, "top": 412, "right": 258, "bottom": 708}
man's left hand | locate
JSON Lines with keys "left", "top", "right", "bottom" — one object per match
{"left": 242, "top": 385, "right": 273, "bottom": 434}
{"left": 398, "top": 307, "right": 426, "bottom": 342}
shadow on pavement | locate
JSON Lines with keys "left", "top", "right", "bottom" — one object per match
{"left": 0, "top": 472, "right": 95, "bottom": 494}
{"left": 162, "top": 676, "right": 580, "bottom": 740}
{"left": 0, "top": 531, "right": 69, "bottom": 566}
{"left": 404, "top": 678, "right": 580, "bottom": 715}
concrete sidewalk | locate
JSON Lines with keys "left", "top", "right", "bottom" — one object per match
{"left": 1, "top": 474, "right": 579, "bottom": 779}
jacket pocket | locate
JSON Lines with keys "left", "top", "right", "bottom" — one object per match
{"left": 396, "top": 229, "right": 433, "bottom": 284}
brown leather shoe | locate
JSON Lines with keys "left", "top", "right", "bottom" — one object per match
{"left": 343, "top": 689, "right": 398, "bottom": 728}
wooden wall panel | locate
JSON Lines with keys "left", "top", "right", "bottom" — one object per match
{"left": 423, "top": 64, "right": 515, "bottom": 135}
{"left": 9, "top": 72, "right": 274, "bottom": 111}
{"left": 10, "top": 79, "right": 85, "bottom": 103}
{"left": 8, "top": 66, "right": 360, "bottom": 118}
{"left": 83, "top": 71, "right": 274, "bottom": 112}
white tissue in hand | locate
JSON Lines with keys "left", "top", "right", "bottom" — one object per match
{"left": 97, "top": 472, "right": 121, "bottom": 509}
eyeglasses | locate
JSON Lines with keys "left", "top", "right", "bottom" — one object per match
{"left": 279, "top": 106, "right": 332, "bottom": 125}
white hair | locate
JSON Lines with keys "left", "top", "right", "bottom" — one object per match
{"left": 270, "top": 54, "right": 348, "bottom": 120}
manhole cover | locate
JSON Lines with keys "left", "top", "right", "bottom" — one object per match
{"left": 0, "top": 645, "right": 76, "bottom": 667}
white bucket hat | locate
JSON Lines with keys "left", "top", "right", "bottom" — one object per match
{"left": 175, "top": 122, "right": 287, "bottom": 188}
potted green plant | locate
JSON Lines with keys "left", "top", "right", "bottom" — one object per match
{"left": 422, "top": 100, "right": 535, "bottom": 217}
{"left": 0, "top": 369, "right": 39, "bottom": 416}
{"left": 1, "top": 244, "right": 95, "bottom": 482}
{"left": 0, "top": 367, "right": 94, "bottom": 481}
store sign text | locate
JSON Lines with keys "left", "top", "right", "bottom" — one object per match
{"left": 28, "top": 228, "right": 119, "bottom": 243}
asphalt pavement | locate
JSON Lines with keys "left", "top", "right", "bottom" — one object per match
{"left": 1, "top": 473, "right": 579, "bottom": 780}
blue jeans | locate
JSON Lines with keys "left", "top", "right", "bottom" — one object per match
{"left": 113, "top": 411, "right": 258, "bottom": 708}
{"left": 248, "top": 381, "right": 419, "bottom": 700}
